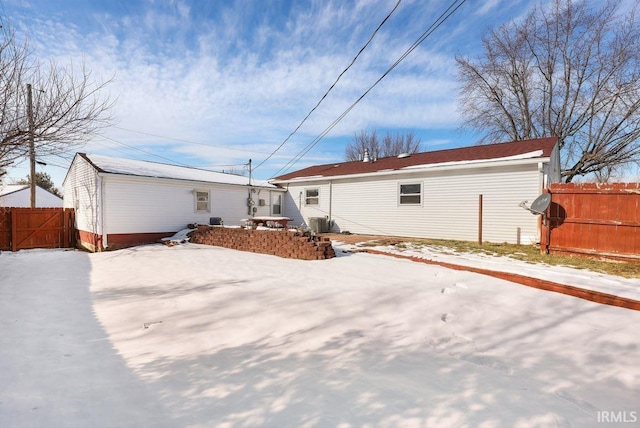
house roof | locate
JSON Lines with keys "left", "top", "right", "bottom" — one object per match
{"left": 0, "top": 184, "right": 29, "bottom": 196}
{"left": 0, "top": 184, "right": 63, "bottom": 207}
{"left": 75, "top": 153, "right": 276, "bottom": 188}
{"left": 0, "top": 184, "right": 62, "bottom": 198}
{"left": 272, "top": 137, "right": 558, "bottom": 182}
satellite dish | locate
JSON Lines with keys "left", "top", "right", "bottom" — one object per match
{"left": 530, "top": 193, "right": 551, "bottom": 215}
{"left": 519, "top": 193, "right": 551, "bottom": 215}
{"left": 519, "top": 193, "right": 552, "bottom": 226}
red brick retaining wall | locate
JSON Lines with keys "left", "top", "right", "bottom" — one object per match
{"left": 190, "top": 226, "right": 336, "bottom": 260}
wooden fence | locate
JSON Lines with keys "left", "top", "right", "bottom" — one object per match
{"left": 541, "top": 183, "right": 640, "bottom": 261}
{"left": 0, "top": 207, "right": 75, "bottom": 251}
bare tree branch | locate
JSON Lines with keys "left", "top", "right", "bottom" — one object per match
{"left": 456, "top": 0, "right": 640, "bottom": 182}
{"left": 0, "top": 19, "right": 114, "bottom": 172}
{"left": 344, "top": 129, "right": 421, "bottom": 161}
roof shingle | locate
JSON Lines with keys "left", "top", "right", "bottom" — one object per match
{"left": 272, "top": 137, "right": 558, "bottom": 181}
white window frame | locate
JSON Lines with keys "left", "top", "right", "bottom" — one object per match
{"left": 398, "top": 182, "right": 422, "bottom": 205}
{"left": 272, "top": 194, "right": 282, "bottom": 215}
{"left": 194, "top": 189, "right": 210, "bottom": 212}
{"left": 305, "top": 188, "right": 319, "bottom": 205}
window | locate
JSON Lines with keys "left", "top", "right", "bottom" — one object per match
{"left": 305, "top": 188, "right": 319, "bottom": 205}
{"left": 399, "top": 183, "right": 421, "bottom": 205}
{"left": 272, "top": 194, "right": 282, "bottom": 215}
{"left": 195, "top": 190, "right": 210, "bottom": 212}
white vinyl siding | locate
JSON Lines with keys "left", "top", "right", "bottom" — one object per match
{"left": 283, "top": 183, "right": 330, "bottom": 228}
{"left": 62, "top": 153, "right": 286, "bottom": 251}
{"left": 283, "top": 191, "right": 304, "bottom": 226}
{"left": 102, "top": 176, "right": 266, "bottom": 234}
{"left": 285, "top": 163, "right": 545, "bottom": 244}
{"left": 62, "top": 156, "right": 102, "bottom": 236}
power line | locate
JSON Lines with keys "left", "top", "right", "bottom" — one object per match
{"left": 97, "top": 135, "right": 194, "bottom": 167}
{"left": 197, "top": 163, "right": 248, "bottom": 169}
{"left": 271, "top": 0, "right": 467, "bottom": 178}
{"left": 94, "top": 135, "right": 249, "bottom": 170}
{"left": 38, "top": 159, "right": 69, "bottom": 169}
{"left": 273, "top": 0, "right": 467, "bottom": 177}
{"left": 113, "top": 126, "right": 273, "bottom": 155}
{"left": 252, "top": 0, "right": 403, "bottom": 173}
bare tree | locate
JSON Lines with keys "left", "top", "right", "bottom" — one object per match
{"left": 381, "top": 132, "right": 421, "bottom": 158}
{"left": 456, "top": 0, "right": 640, "bottom": 182}
{"left": 0, "top": 21, "right": 113, "bottom": 173}
{"left": 345, "top": 129, "right": 378, "bottom": 161}
{"left": 345, "top": 129, "right": 421, "bottom": 161}
{"left": 0, "top": 25, "right": 30, "bottom": 171}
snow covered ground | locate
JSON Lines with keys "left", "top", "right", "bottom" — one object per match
{"left": 339, "top": 241, "right": 640, "bottom": 301}
{"left": 1, "top": 243, "right": 639, "bottom": 427}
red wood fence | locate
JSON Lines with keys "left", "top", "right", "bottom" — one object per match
{"left": 541, "top": 183, "right": 640, "bottom": 261}
{"left": 0, "top": 207, "right": 76, "bottom": 251}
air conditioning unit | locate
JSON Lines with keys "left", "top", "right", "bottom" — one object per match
{"left": 258, "top": 199, "right": 266, "bottom": 206}
{"left": 309, "top": 217, "right": 328, "bottom": 233}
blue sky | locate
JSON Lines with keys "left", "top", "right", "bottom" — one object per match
{"left": 2, "top": 0, "right": 535, "bottom": 187}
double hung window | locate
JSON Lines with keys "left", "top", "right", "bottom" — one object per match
{"left": 195, "top": 190, "right": 210, "bottom": 212}
{"left": 305, "top": 188, "right": 319, "bottom": 205}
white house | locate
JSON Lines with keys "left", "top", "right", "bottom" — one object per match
{"left": 271, "top": 137, "right": 561, "bottom": 244}
{"left": 63, "top": 153, "right": 286, "bottom": 251}
{"left": 0, "top": 184, "right": 63, "bottom": 207}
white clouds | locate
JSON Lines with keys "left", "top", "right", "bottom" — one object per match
{"left": 476, "top": 0, "right": 504, "bottom": 16}
{"left": 4, "top": 0, "right": 522, "bottom": 186}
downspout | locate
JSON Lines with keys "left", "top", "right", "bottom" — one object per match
{"left": 298, "top": 190, "right": 304, "bottom": 225}
{"left": 538, "top": 162, "right": 546, "bottom": 190}
{"left": 283, "top": 184, "right": 289, "bottom": 217}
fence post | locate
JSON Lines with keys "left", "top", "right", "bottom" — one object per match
{"left": 478, "top": 194, "right": 483, "bottom": 246}
{"left": 544, "top": 207, "right": 551, "bottom": 255}
{"left": 540, "top": 188, "right": 551, "bottom": 255}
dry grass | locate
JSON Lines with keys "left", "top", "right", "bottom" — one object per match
{"left": 323, "top": 233, "right": 640, "bottom": 279}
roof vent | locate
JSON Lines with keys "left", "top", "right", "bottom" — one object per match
{"left": 363, "top": 148, "right": 370, "bottom": 162}
{"left": 397, "top": 152, "right": 411, "bottom": 159}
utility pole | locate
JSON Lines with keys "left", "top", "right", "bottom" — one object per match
{"left": 27, "top": 84, "right": 36, "bottom": 208}
{"left": 247, "top": 159, "right": 253, "bottom": 216}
